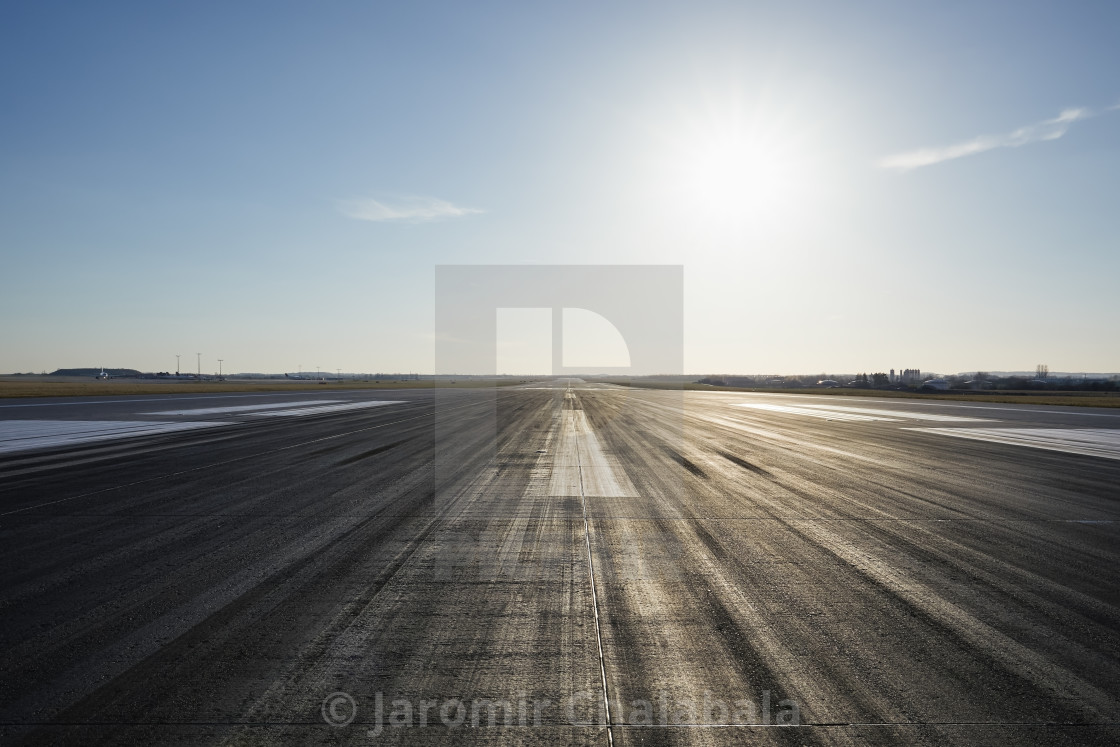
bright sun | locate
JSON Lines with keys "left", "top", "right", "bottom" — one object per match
{"left": 645, "top": 106, "right": 820, "bottom": 231}
{"left": 671, "top": 130, "right": 809, "bottom": 220}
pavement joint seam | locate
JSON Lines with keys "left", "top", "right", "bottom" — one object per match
{"left": 573, "top": 384, "right": 614, "bottom": 747}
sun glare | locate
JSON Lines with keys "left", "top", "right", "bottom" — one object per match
{"left": 642, "top": 102, "right": 823, "bottom": 233}
{"left": 675, "top": 134, "right": 805, "bottom": 214}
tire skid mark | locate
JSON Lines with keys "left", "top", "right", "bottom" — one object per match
{"left": 229, "top": 388, "right": 602, "bottom": 738}
{"left": 783, "top": 518, "right": 1117, "bottom": 721}
{"left": 686, "top": 407, "right": 1120, "bottom": 722}
{"left": 584, "top": 388, "right": 1120, "bottom": 732}
{"left": 578, "top": 390, "right": 825, "bottom": 741}
{"left": 696, "top": 413, "right": 1120, "bottom": 596}
{"left": 661, "top": 444, "right": 708, "bottom": 479}
{"left": 837, "top": 512, "right": 1120, "bottom": 665}
{"left": 5, "top": 403, "right": 490, "bottom": 733}
{"left": 3, "top": 441, "right": 431, "bottom": 589}
{"left": 14, "top": 474, "right": 441, "bottom": 737}
{"left": 692, "top": 409, "right": 1114, "bottom": 527}
{"left": 0, "top": 425, "right": 436, "bottom": 634}
{"left": 718, "top": 450, "right": 773, "bottom": 477}
{"left": 336, "top": 438, "right": 409, "bottom": 466}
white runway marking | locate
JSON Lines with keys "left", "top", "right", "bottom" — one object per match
{"left": 146, "top": 400, "right": 340, "bottom": 416}
{"left": 735, "top": 402, "right": 994, "bottom": 422}
{"left": 797, "top": 403, "right": 992, "bottom": 422}
{"left": 544, "top": 409, "right": 637, "bottom": 497}
{"left": 709, "top": 391, "right": 1120, "bottom": 418}
{"left": 908, "top": 428, "right": 1120, "bottom": 461}
{"left": 250, "top": 401, "right": 406, "bottom": 417}
{"left": 0, "top": 392, "right": 361, "bottom": 409}
{"left": 734, "top": 403, "right": 897, "bottom": 422}
{"left": 852, "top": 399, "right": 1120, "bottom": 418}
{"left": 0, "top": 420, "right": 228, "bottom": 454}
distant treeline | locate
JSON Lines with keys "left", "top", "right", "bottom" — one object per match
{"left": 697, "top": 374, "right": 1120, "bottom": 392}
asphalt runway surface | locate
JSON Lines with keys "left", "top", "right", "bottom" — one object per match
{"left": 1, "top": 382, "right": 1118, "bottom": 745}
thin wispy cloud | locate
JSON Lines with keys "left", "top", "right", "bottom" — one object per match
{"left": 879, "top": 107, "right": 1096, "bottom": 172}
{"left": 339, "top": 196, "right": 483, "bottom": 222}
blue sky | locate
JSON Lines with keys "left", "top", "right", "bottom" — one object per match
{"left": 2, "top": 1, "right": 1117, "bottom": 375}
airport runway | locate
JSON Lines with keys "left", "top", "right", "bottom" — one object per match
{"left": 1, "top": 382, "right": 1118, "bottom": 745}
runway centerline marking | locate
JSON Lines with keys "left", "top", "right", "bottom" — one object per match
{"left": 546, "top": 410, "right": 637, "bottom": 497}
{"left": 906, "top": 428, "right": 1120, "bottom": 461}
